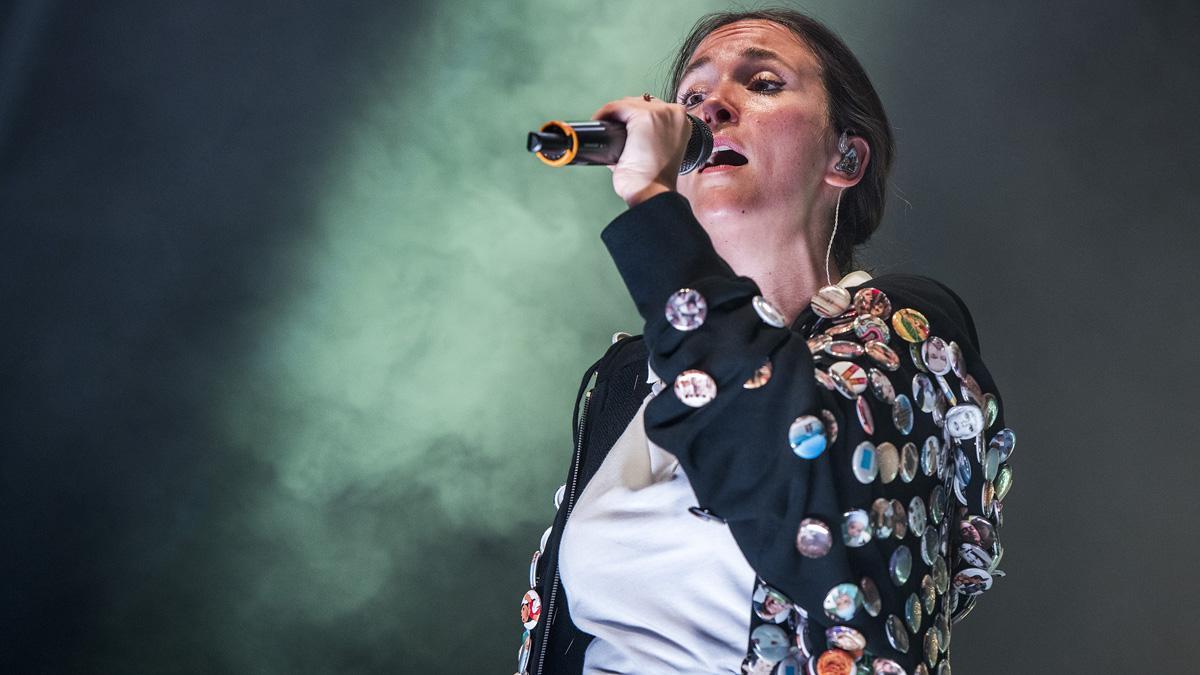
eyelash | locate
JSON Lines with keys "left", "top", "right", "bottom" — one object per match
{"left": 677, "top": 76, "right": 785, "bottom": 107}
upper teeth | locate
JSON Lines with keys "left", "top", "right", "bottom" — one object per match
{"left": 706, "top": 145, "right": 736, "bottom": 166}
{"left": 713, "top": 144, "right": 733, "bottom": 153}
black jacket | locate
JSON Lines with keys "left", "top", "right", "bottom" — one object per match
{"left": 517, "top": 191, "right": 1012, "bottom": 675}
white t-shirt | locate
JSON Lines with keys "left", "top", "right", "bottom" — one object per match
{"left": 558, "top": 363, "right": 756, "bottom": 674}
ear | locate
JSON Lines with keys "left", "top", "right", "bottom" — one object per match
{"left": 824, "top": 134, "right": 870, "bottom": 188}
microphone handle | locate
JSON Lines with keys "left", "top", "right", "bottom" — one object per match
{"left": 528, "top": 115, "right": 712, "bottom": 174}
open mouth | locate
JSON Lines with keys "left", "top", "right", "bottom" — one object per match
{"left": 700, "top": 146, "right": 749, "bottom": 172}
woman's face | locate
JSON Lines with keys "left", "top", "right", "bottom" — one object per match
{"left": 674, "top": 19, "right": 834, "bottom": 232}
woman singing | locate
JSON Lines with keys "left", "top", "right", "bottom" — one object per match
{"left": 515, "top": 8, "right": 1015, "bottom": 675}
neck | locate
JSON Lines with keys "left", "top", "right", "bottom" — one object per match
{"left": 702, "top": 208, "right": 841, "bottom": 325}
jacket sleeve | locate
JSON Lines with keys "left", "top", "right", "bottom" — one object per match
{"left": 600, "top": 190, "right": 1012, "bottom": 674}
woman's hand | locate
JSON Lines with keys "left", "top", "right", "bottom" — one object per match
{"left": 591, "top": 96, "right": 693, "bottom": 208}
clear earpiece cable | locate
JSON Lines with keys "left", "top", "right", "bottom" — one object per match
{"left": 825, "top": 187, "right": 845, "bottom": 286}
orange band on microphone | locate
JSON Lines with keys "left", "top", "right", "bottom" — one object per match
{"left": 535, "top": 121, "right": 578, "bottom": 167}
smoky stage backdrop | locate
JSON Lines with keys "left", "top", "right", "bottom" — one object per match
{"left": 2, "top": 0, "right": 1197, "bottom": 672}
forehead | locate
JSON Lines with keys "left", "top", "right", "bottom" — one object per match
{"left": 686, "top": 19, "right": 818, "bottom": 73}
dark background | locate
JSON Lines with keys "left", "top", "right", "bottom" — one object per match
{"left": 2, "top": 0, "right": 1198, "bottom": 672}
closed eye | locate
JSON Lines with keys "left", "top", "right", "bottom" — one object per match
{"left": 678, "top": 76, "right": 786, "bottom": 108}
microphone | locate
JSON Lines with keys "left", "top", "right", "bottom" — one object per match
{"left": 527, "top": 114, "right": 713, "bottom": 175}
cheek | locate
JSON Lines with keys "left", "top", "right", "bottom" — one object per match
{"left": 757, "top": 111, "right": 827, "bottom": 173}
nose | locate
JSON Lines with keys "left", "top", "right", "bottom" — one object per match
{"left": 698, "top": 87, "right": 738, "bottom": 128}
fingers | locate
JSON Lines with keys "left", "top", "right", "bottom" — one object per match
{"left": 591, "top": 95, "right": 677, "bottom": 122}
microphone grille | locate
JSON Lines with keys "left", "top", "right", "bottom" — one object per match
{"left": 679, "top": 115, "right": 714, "bottom": 175}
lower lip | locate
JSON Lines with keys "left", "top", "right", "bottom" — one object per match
{"left": 700, "top": 164, "right": 744, "bottom": 174}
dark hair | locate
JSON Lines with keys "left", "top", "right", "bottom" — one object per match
{"left": 663, "top": 7, "right": 894, "bottom": 274}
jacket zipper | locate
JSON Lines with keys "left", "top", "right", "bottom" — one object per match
{"left": 535, "top": 387, "right": 592, "bottom": 675}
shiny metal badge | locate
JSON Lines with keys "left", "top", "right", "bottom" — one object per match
{"left": 517, "top": 629, "right": 532, "bottom": 674}
{"left": 890, "top": 545, "right": 913, "bottom": 586}
{"left": 876, "top": 442, "right": 900, "bottom": 484}
{"left": 860, "top": 576, "right": 883, "bottom": 617}
{"left": 952, "top": 567, "right": 993, "bottom": 596}
{"left": 826, "top": 339, "right": 865, "bottom": 358}
{"left": 812, "top": 285, "right": 852, "bottom": 318}
{"left": 906, "top": 593, "right": 923, "bottom": 633}
{"left": 665, "top": 288, "right": 707, "bottom": 331}
{"left": 753, "top": 582, "right": 794, "bottom": 623}
{"left": 843, "top": 508, "right": 872, "bottom": 547}
{"left": 825, "top": 317, "right": 857, "bottom": 337}
{"left": 521, "top": 589, "right": 542, "bottom": 629}
{"left": 529, "top": 550, "right": 541, "bottom": 588}
{"left": 865, "top": 339, "right": 901, "bottom": 371}
{"left": 989, "top": 428, "right": 1016, "bottom": 462}
{"left": 983, "top": 447, "right": 1000, "bottom": 481}
{"left": 829, "top": 360, "right": 869, "bottom": 396}
{"left": 539, "top": 526, "right": 552, "bottom": 554}
{"left": 910, "top": 342, "right": 929, "bottom": 372}
{"left": 790, "top": 414, "right": 828, "bottom": 459}
{"left": 853, "top": 287, "right": 893, "bottom": 319}
{"left": 909, "top": 495, "right": 928, "bottom": 537}
{"left": 921, "top": 436, "right": 939, "bottom": 476}
{"left": 959, "top": 543, "right": 993, "bottom": 569}
{"left": 921, "top": 574, "right": 937, "bottom": 613}
{"left": 900, "top": 442, "right": 919, "bottom": 483}
{"left": 953, "top": 448, "right": 972, "bottom": 489}
{"left": 751, "top": 623, "right": 791, "bottom": 663}
{"left": 970, "top": 515, "right": 997, "bottom": 550}
{"left": 856, "top": 395, "right": 875, "bottom": 435}
{"left": 814, "top": 368, "right": 838, "bottom": 392}
{"left": 752, "top": 295, "right": 787, "bottom": 328}
{"left": 826, "top": 625, "right": 867, "bottom": 652}
{"left": 921, "top": 529, "right": 939, "bottom": 566}
{"left": 854, "top": 315, "right": 891, "bottom": 343}
{"left": 823, "top": 582, "right": 864, "bottom": 622}
{"left": 744, "top": 359, "right": 773, "bottom": 389}
{"left": 892, "top": 394, "right": 915, "bottom": 435}
{"left": 891, "top": 498, "right": 910, "bottom": 540}
{"left": 869, "top": 368, "right": 897, "bottom": 404}
{"left": 944, "top": 404, "right": 983, "bottom": 439}
{"left": 871, "top": 497, "right": 895, "bottom": 539}
{"left": 892, "top": 308, "right": 931, "bottom": 343}
{"left": 921, "top": 336, "right": 952, "bottom": 375}
{"left": 995, "top": 463, "right": 1013, "bottom": 501}
{"left": 959, "top": 373, "right": 984, "bottom": 407}
{"left": 874, "top": 657, "right": 906, "bottom": 675}
{"left": 885, "top": 614, "right": 910, "bottom": 653}
{"left": 797, "top": 517, "right": 834, "bottom": 558}
{"left": 929, "top": 485, "right": 946, "bottom": 525}
{"left": 912, "top": 373, "right": 937, "bottom": 413}
{"left": 924, "top": 629, "right": 940, "bottom": 668}
{"left": 553, "top": 484, "right": 565, "bottom": 510}
{"left": 932, "top": 556, "right": 949, "bottom": 594}
{"left": 984, "top": 393, "right": 1000, "bottom": 429}
{"left": 674, "top": 369, "right": 717, "bottom": 407}
{"left": 821, "top": 409, "right": 840, "bottom": 445}
{"left": 852, "top": 441, "right": 879, "bottom": 484}
{"left": 808, "top": 333, "right": 833, "bottom": 354}
{"left": 948, "top": 340, "right": 965, "bottom": 378}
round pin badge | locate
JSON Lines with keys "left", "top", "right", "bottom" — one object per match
{"left": 900, "top": 442, "right": 919, "bottom": 483}
{"left": 945, "top": 404, "right": 983, "bottom": 439}
{"left": 553, "top": 484, "right": 565, "bottom": 510}
{"left": 921, "top": 436, "right": 939, "bottom": 476}
{"left": 790, "top": 414, "right": 828, "bottom": 459}
{"left": 960, "top": 373, "right": 984, "bottom": 407}
{"left": 892, "top": 394, "right": 914, "bottom": 435}
{"left": 921, "top": 574, "right": 937, "bottom": 613}
{"left": 948, "top": 340, "right": 965, "bottom": 377}
{"left": 797, "top": 517, "right": 834, "bottom": 558}
{"left": 905, "top": 593, "right": 923, "bottom": 633}
{"left": 752, "top": 295, "right": 787, "bottom": 328}
{"left": 868, "top": 368, "right": 897, "bottom": 404}
{"left": 892, "top": 308, "right": 930, "bottom": 343}
{"left": 909, "top": 495, "right": 928, "bottom": 537}
{"left": 816, "top": 649, "right": 855, "bottom": 675}
{"left": 829, "top": 361, "right": 869, "bottom": 396}
{"left": 853, "top": 287, "right": 893, "bottom": 319}
{"left": 934, "top": 373, "right": 958, "bottom": 407}
{"left": 825, "top": 318, "right": 857, "bottom": 337}
{"left": 921, "top": 336, "right": 951, "bottom": 375}
{"left": 865, "top": 340, "right": 901, "bottom": 371}
{"left": 885, "top": 614, "right": 910, "bottom": 653}
{"left": 665, "top": 288, "right": 707, "bottom": 331}
{"left": 912, "top": 373, "right": 937, "bottom": 413}
{"left": 960, "top": 543, "right": 993, "bottom": 569}
{"left": 890, "top": 546, "right": 913, "bottom": 586}
{"left": 929, "top": 485, "right": 946, "bottom": 525}
{"left": 921, "top": 529, "right": 938, "bottom": 566}
{"left": 826, "top": 340, "right": 865, "bottom": 358}
{"left": 529, "top": 550, "right": 541, "bottom": 588}
{"left": 876, "top": 442, "right": 899, "bottom": 484}
{"left": 820, "top": 409, "right": 839, "bottom": 445}
{"left": 874, "top": 658, "right": 906, "bottom": 675}
{"left": 808, "top": 333, "right": 833, "bottom": 354}
{"left": 984, "top": 393, "right": 1000, "bottom": 429}
{"left": 952, "top": 567, "right": 993, "bottom": 596}
{"left": 611, "top": 330, "right": 632, "bottom": 344}
{"left": 983, "top": 447, "right": 1000, "bottom": 481}
{"left": 674, "top": 369, "right": 717, "bottom": 407}
{"left": 932, "top": 556, "right": 950, "bottom": 594}
{"left": 910, "top": 342, "right": 929, "bottom": 372}
{"left": 814, "top": 368, "right": 838, "bottom": 391}
{"left": 842, "top": 508, "right": 872, "bottom": 547}
{"left": 860, "top": 576, "right": 883, "bottom": 617}
{"left": 970, "top": 515, "right": 996, "bottom": 549}
{"left": 989, "top": 428, "right": 1016, "bottom": 462}
{"left": 870, "top": 497, "right": 895, "bottom": 539}
{"left": 516, "top": 629, "right": 532, "bottom": 673}
{"left": 890, "top": 498, "right": 909, "bottom": 539}
{"left": 826, "top": 625, "right": 867, "bottom": 652}
{"left": 995, "top": 463, "right": 1013, "bottom": 501}
{"left": 953, "top": 448, "right": 972, "bottom": 489}
{"left": 750, "top": 623, "right": 791, "bottom": 663}
{"left": 822, "top": 583, "right": 863, "bottom": 622}
{"left": 924, "top": 629, "right": 940, "bottom": 668}
{"left": 539, "top": 526, "right": 552, "bottom": 554}
{"left": 520, "top": 589, "right": 542, "bottom": 629}
{"left": 855, "top": 396, "right": 875, "bottom": 435}
{"left": 811, "top": 285, "right": 852, "bottom": 318}
{"left": 753, "top": 582, "right": 794, "bottom": 623}
{"left": 851, "top": 441, "right": 878, "bottom": 484}
{"left": 854, "top": 315, "right": 890, "bottom": 343}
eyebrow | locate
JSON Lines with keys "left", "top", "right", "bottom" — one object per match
{"left": 680, "top": 46, "right": 790, "bottom": 84}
